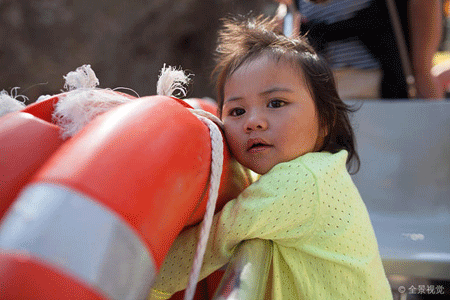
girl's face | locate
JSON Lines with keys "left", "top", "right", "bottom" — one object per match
{"left": 222, "top": 55, "right": 324, "bottom": 174}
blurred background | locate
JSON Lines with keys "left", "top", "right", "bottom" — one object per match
{"left": 0, "top": 0, "right": 281, "bottom": 103}
{"left": 0, "top": 1, "right": 449, "bottom": 299}
{"left": 2, "top": 0, "right": 450, "bottom": 102}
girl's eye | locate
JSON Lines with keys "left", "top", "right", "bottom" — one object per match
{"left": 268, "top": 99, "right": 286, "bottom": 108}
{"left": 229, "top": 108, "right": 245, "bottom": 116}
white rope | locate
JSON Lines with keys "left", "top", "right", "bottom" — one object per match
{"left": 184, "top": 109, "right": 224, "bottom": 300}
{"left": 154, "top": 64, "right": 223, "bottom": 299}
{"left": 54, "top": 65, "right": 133, "bottom": 139}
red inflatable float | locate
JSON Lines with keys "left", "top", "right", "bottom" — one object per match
{"left": 0, "top": 88, "right": 251, "bottom": 299}
{"left": 0, "top": 88, "right": 137, "bottom": 219}
{"left": 0, "top": 97, "right": 64, "bottom": 219}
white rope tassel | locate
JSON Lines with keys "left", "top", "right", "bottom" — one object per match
{"left": 184, "top": 110, "right": 224, "bottom": 300}
{"left": 54, "top": 65, "right": 132, "bottom": 139}
{"left": 0, "top": 88, "right": 27, "bottom": 117}
{"left": 157, "top": 64, "right": 191, "bottom": 97}
{"left": 63, "top": 64, "right": 99, "bottom": 91}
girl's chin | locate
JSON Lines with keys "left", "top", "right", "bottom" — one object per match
{"left": 246, "top": 164, "right": 273, "bottom": 175}
{"left": 235, "top": 156, "right": 274, "bottom": 175}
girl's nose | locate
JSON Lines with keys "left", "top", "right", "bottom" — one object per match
{"left": 245, "top": 113, "right": 268, "bottom": 132}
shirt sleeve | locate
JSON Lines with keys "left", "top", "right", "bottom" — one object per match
{"left": 147, "top": 160, "right": 319, "bottom": 299}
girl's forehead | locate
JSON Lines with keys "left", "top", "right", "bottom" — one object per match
{"left": 237, "top": 53, "right": 297, "bottom": 71}
{"left": 225, "top": 55, "right": 306, "bottom": 90}
{"left": 230, "top": 54, "right": 298, "bottom": 77}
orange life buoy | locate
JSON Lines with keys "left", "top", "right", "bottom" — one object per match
{"left": 0, "top": 95, "right": 64, "bottom": 219}
{"left": 0, "top": 94, "right": 251, "bottom": 299}
{"left": 0, "top": 89, "right": 138, "bottom": 220}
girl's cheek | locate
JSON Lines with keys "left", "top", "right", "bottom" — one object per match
{"left": 224, "top": 128, "right": 234, "bottom": 144}
{"left": 224, "top": 126, "right": 240, "bottom": 148}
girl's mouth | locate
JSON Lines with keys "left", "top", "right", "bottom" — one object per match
{"left": 249, "top": 144, "right": 272, "bottom": 153}
{"left": 247, "top": 139, "right": 273, "bottom": 153}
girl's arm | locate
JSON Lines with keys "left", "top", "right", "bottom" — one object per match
{"left": 148, "top": 161, "right": 318, "bottom": 299}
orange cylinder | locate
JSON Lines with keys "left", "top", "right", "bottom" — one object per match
{"left": 0, "top": 96, "right": 64, "bottom": 219}
{"left": 0, "top": 95, "right": 251, "bottom": 300}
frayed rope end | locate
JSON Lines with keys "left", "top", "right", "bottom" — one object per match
{"left": 63, "top": 64, "right": 99, "bottom": 91}
{"left": 157, "top": 64, "right": 192, "bottom": 98}
{"left": 0, "top": 88, "right": 27, "bottom": 117}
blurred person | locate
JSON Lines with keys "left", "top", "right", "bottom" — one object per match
{"left": 275, "top": 0, "right": 444, "bottom": 100}
{"left": 432, "top": 58, "right": 450, "bottom": 95}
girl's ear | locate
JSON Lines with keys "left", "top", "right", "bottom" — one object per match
{"left": 320, "top": 129, "right": 328, "bottom": 150}
{"left": 321, "top": 126, "right": 329, "bottom": 140}
{"left": 314, "top": 121, "right": 330, "bottom": 152}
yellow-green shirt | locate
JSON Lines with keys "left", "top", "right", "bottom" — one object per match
{"left": 148, "top": 150, "right": 393, "bottom": 299}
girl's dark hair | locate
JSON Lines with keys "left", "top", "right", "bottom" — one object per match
{"left": 213, "top": 15, "right": 360, "bottom": 173}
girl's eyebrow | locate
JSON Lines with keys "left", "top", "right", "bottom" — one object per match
{"left": 224, "top": 96, "right": 242, "bottom": 103}
{"left": 261, "top": 87, "right": 293, "bottom": 96}
{"left": 224, "top": 87, "right": 294, "bottom": 104}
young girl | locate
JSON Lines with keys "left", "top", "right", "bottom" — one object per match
{"left": 148, "top": 15, "right": 392, "bottom": 299}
